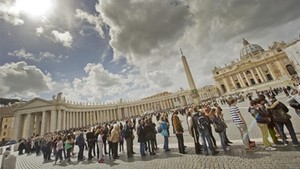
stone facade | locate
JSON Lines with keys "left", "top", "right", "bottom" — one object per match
{"left": 212, "top": 38, "right": 299, "bottom": 95}
{"left": 0, "top": 107, "right": 15, "bottom": 141}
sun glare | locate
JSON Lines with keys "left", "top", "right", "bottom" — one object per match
{"left": 15, "top": 0, "right": 53, "bottom": 18}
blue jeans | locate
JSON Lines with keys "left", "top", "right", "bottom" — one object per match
{"left": 199, "top": 129, "right": 216, "bottom": 154}
{"left": 275, "top": 120, "right": 299, "bottom": 144}
{"left": 219, "top": 131, "right": 227, "bottom": 151}
{"left": 140, "top": 142, "right": 145, "bottom": 155}
{"left": 163, "top": 136, "right": 169, "bottom": 150}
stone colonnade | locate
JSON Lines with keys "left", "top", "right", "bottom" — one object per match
{"left": 13, "top": 95, "right": 189, "bottom": 140}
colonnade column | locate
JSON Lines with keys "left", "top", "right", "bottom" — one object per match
{"left": 66, "top": 111, "right": 70, "bottom": 129}
{"left": 93, "top": 111, "right": 97, "bottom": 124}
{"left": 237, "top": 73, "right": 246, "bottom": 87}
{"left": 230, "top": 75, "right": 237, "bottom": 89}
{"left": 23, "top": 113, "right": 34, "bottom": 138}
{"left": 250, "top": 69, "right": 259, "bottom": 84}
{"left": 266, "top": 63, "right": 276, "bottom": 80}
{"left": 57, "top": 109, "right": 62, "bottom": 131}
{"left": 243, "top": 72, "right": 251, "bottom": 86}
{"left": 258, "top": 66, "right": 267, "bottom": 82}
{"left": 13, "top": 114, "right": 22, "bottom": 140}
{"left": 50, "top": 110, "right": 57, "bottom": 132}
{"left": 62, "top": 110, "right": 66, "bottom": 130}
{"left": 222, "top": 78, "right": 230, "bottom": 93}
{"left": 83, "top": 112, "right": 86, "bottom": 127}
{"left": 35, "top": 114, "right": 42, "bottom": 135}
{"left": 255, "top": 67, "right": 264, "bottom": 83}
{"left": 41, "top": 111, "right": 47, "bottom": 135}
{"left": 76, "top": 112, "right": 78, "bottom": 128}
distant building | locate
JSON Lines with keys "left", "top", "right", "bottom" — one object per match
{"left": 0, "top": 107, "right": 15, "bottom": 141}
{"left": 212, "top": 38, "right": 299, "bottom": 95}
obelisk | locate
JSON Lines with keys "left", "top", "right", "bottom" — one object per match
{"left": 181, "top": 49, "right": 200, "bottom": 104}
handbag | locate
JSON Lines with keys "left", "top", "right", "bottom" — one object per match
{"left": 214, "top": 120, "right": 226, "bottom": 133}
{"left": 161, "top": 129, "right": 168, "bottom": 137}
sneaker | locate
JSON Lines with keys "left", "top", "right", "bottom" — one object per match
{"left": 225, "top": 147, "right": 230, "bottom": 151}
{"left": 265, "top": 147, "right": 276, "bottom": 151}
{"left": 292, "top": 143, "right": 300, "bottom": 147}
{"left": 274, "top": 141, "right": 284, "bottom": 145}
{"left": 212, "top": 151, "right": 219, "bottom": 156}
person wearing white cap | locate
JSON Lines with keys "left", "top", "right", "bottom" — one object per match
{"left": 287, "top": 86, "right": 300, "bottom": 118}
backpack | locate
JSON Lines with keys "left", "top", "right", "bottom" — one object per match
{"left": 213, "top": 117, "right": 226, "bottom": 133}
{"left": 197, "top": 114, "right": 209, "bottom": 130}
{"left": 122, "top": 125, "right": 130, "bottom": 138}
{"left": 157, "top": 126, "right": 162, "bottom": 133}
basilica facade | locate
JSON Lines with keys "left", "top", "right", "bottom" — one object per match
{"left": 212, "top": 38, "right": 299, "bottom": 95}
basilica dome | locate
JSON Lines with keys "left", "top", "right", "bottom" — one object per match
{"left": 240, "top": 38, "right": 264, "bottom": 59}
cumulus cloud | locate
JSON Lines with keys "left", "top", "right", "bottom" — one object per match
{"left": 51, "top": 30, "right": 73, "bottom": 48}
{"left": 59, "top": 63, "right": 168, "bottom": 102}
{"left": 36, "top": 26, "right": 44, "bottom": 36}
{"left": 63, "top": 63, "right": 127, "bottom": 101}
{"left": 8, "top": 48, "right": 34, "bottom": 59}
{"left": 0, "top": 0, "right": 24, "bottom": 25}
{"left": 75, "top": 9, "right": 105, "bottom": 38}
{"left": 97, "top": 0, "right": 193, "bottom": 62}
{"left": 0, "top": 61, "right": 53, "bottom": 98}
{"left": 8, "top": 48, "right": 68, "bottom": 62}
{"left": 148, "top": 70, "right": 173, "bottom": 88}
{"left": 92, "top": 0, "right": 300, "bottom": 91}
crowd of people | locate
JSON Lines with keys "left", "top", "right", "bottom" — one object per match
{"left": 14, "top": 85, "right": 300, "bottom": 165}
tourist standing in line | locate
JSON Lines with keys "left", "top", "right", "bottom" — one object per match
{"left": 119, "top": 123, "right": 124, "bottom": 153}
{"left": 76, "top": 131, "right": 85, "bottom": 161}
{"left": 110, "top": 124, "right": 120, "bottom": 159}
{"left": 209, "top": 108, "right": 229, "bottom": 152}
{"left": 97, "top": 128, "right": 105, "bottom": 163}
{"left": 160, "top": 115, "right": 170, "bottom": 151}
{"left": 172, "top": 110, "right": 186, "bottom": 154}
{"left": 203, "top": 106, "right": 217, "bottom": 148}
{"left": 227, "top": 97, "right": 254, "bottom": 151}
{"left": 137, "top": 119, "right": 146, "bottom": 156}
{"left": 213, "top": 103, "right": 232, "bottom": 145}
{"left": 102, "top": 125, "right": 108, "bottom": 154}
{"left": 124, "top": 119, "right": 135, "bottom": 158}
{"left": 265, "top": 97, "right": 300, "bottom": 146}
{"left": 86, "top": 128, "right": 95, "bottom": 160}
{"left": 258, "top": 94, "right": 282, "bottom": 145}
{"left": 187, "top": 107, "right": 201, "bottom": 154}
{"left": 144, "top": 118, "right": 156, "bottom": 155}
{"left": 249, "top": 99, "right": 276, "bottom": 151}
{"left": 54, "top": 137, "right": 63, "bottom": 165}
{"left": 65, "top": 135, "right": 74, "bottom": 162}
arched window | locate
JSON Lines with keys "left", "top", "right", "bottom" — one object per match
{"left": 286, "top": 64, "right": 297, "bottom": 75}
{"left": 221, "top": 84, "right": 227, "bottom": 93}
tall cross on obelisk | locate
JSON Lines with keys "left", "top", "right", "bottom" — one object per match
{"left": 180, "top": 49, "right": 200, "bottom": 104}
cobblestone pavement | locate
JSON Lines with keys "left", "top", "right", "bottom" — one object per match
{"left": 1, "top": 93, "right": 300, "bottom": 169}
{"left": 6, "top": 141, "right": 300, "bottom": 169}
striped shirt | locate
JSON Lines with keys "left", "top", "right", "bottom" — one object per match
{"left": 229, "top": 106, "right": 244, "bottom": 124}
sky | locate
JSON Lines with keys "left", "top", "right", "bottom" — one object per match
{"left": 1, "top": 0, "right": 300, "bottom": 103}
